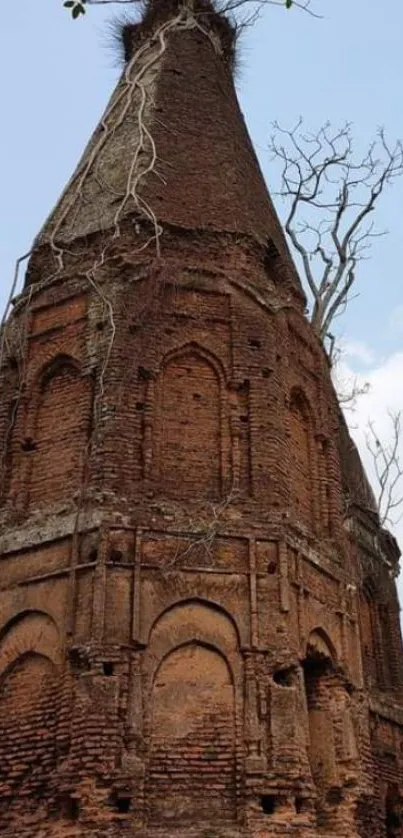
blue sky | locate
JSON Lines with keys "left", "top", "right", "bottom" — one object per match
{"left": 1, "top": 0, "right": 403, "bottom": 549}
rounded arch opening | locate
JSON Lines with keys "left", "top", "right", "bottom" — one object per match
{"left": 144, "top": 598, "right": 242, "bottom": 690}
{"left": 154, "top": 344, "right": 225, "bottom": 499}
{"left": 152, "top": 640, "right": 234, "bottom": 687}
{"left": 0, "top": 609, "right": 61, "bottom": 677}
{"left": 147, "top": 640, "right": 237, "bottom": 825}
{"left": 28, "top": 353, "right": 93, "bottom": 508}
{"left": 148, "top": 596, "right": 241, "bottom": 649}
{"left": 290, "top": 387, "right": 313, "bottom": 420}
{"left": 302, "top": 628, "right": 351, "bottom": 826}
{"left": 38, "top": 353, "right": 82, "bottom": 391}
{"left": 288, "top": 387, "right": 317, "bottom": 530}
{"left": 0, "top": 650, "right": 61, "bottom": 815}
{"left": 305, "top": 627, "right": 337, "bottom": 668}
{"left": 0, "top": 606, "right": 59, "bottom": 636}
{"left": 159, "top": 341, "right": 227, "bottom": 385}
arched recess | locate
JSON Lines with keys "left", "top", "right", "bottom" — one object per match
{"left": 0, "top": 609, "right": 61, "bottom": 675}
{"left": 306, "top": 627, "right": 337, "bottom": 666}
{"left": 288, "top": 388, "right": 317, "bottom": 530}
{"left": 153, "top": 345, "right": 225, "bottom": 499}
{"left": 0, "top": 613, "right": 62, "bottom": 816}
{"left": 303, "top": 629, "right": 339, "bottom": 792}
{"left": 360, "top": 581, "right": 401, "bottom": 691}
{"left": 28, "top": 355, "right": 93, "bottom": 509}
{"left": 148, "top": 643, "right": 236, "bottom": 824}
{"left": 144, "top": 601, "right": 241, "bottom": 825}
{"left": 303, "top": 628, "right": 359, "bottom": 832}
{"left": 144, "top": 598, "right": 242, "bottom": 681}
{"left": 385, "top": 784, "right": 403, "bottom": 838}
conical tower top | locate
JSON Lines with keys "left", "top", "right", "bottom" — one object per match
{"left": 29, "top": 0, "right": 303, "bottom": 296}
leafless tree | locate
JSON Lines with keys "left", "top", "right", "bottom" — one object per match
{"left": 366, "top": 411, "right": 403, "bottom": 528}
{"left": 269, "top": 120, "right": 403, "bottom": 358}
{"left": 326, "top": 340, "right": 371, "bottom": 413}
{"left": 335, "top": 376, "right": 370, "bottom": 414}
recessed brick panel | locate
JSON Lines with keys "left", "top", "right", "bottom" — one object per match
{"left": 155, "top": 351, "right": 222, "bottom": 499}
{"left": 0, "top": 654, "right": 59, "bottom": 820}
{"left": 28, "top": 361, "right": 92, "bottom": 509}
{"left": 147, "top": 643, "right": 236, "bottom": 823}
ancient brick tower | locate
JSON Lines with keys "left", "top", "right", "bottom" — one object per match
{"left": 1, "top": 1, "right": 403, "bottom": 836}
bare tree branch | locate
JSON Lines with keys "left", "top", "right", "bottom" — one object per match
{"left": 366, "top": 411, "right": 403, "bottom": 527}
{"left": 269, "top": 121, "right": 403, "bottom": 358}
{"left": 329, "top": 341, "right": 371, "bottom": 413}
{"left": 63, "top": 0, "right": 323, "bottom": 21}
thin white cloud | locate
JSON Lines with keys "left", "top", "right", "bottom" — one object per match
{"left": 337, "top": 350, "right": 403, "bottom": 554}
{"left": 341, "top": 338, "right": 375, "bottom": 366}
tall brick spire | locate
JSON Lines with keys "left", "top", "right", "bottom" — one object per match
{"left": 1, "top": 1, "right": 403, "bottom": 836}
{"left": 30, "top": 0, "right": 303, "bottom": 297}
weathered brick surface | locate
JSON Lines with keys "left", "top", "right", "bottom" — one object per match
{"left": 1, "top": 1, "right": 403, "bottom": 836}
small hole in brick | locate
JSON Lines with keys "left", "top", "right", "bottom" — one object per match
{"left": 116, "top": 796, "right": 131, "bottom": 813}
{"left": 109, "top": 549, "right": 123, "bottom": 564}
{"left": 129, "top": 324, "right": 139, "bottom": 335}
{"left": 261, "top": 795, "right": 276, "bottom": 815}
{"left": 103, "top": 662, "right": 115, "bottom": 677}
{"left": 165, "top": 327, "right": 174, "bottom": 335}
{"left": 295, "top": 797, "right": 305, "bottom": 814}
{"left": 59, "top": 793, "right": 80, "bottom": 821}
{"left": 273, "top": 668, "right": 294, "bottom": 687}
{"left": 248, "top": 338, "right": 261, "bottom": 350}
{"left": 138, "top": 365, "right": 152, "bottom": 381}
{"left": 136, "top": 402, "right": 145, "bottom": 411}
{"left": 21, "top": 437, "right": 37, "bottom": 452}
{"left": 193, "top": 393, "right": 202, "bottom": 401}
{"left": 69, "top": 648, "right": 91, "bottom": 672}
{"left": 326, "top": 787, "right": 343, "bottom": 806}
{"left": 262, "top": 368, "right": 271, "bottom": 378}
{"left": 96, "top": 321, "right": 105, "bottom": 331}
{"left": 240, "top": 414, "right": 248, "bottom": 423}
{"left": 267, "top": 561, "right": 277, "bottom": 575}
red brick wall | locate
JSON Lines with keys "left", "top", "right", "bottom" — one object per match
{"left": 154, "top": 350, "right": 222, "bottom": 499}
{"left": 28, "top": 359, "right": 92, "bottom": 509}
{"left": 289, "top": 390, "right": 315, "bottom": 530}
{"left": 146, "top": 642, "right": 236, "bottom": 824}
{"left": 0, "top": 653, "right": 60, "bottom": 820}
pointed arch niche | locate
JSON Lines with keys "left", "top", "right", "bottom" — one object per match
{"left": 385, "top": 784, "right": 403, "bottom": 838}
{"left": 303, "top": 630, "right": 338, "bottom": 793}
{"left": 144, "top": 601, "right": 241, "bottom": 825}
{"left": 288, "top": 388, "right": 317, "bottom": 531}
{"left": 27, "top": 355, "right": 93, "bottom": 509}
{"left": 0, "top": 612, "right": 62, "bottom": 815}
{"left": 303, "top": 629, "right": 359, "bottom": 832}
{"left": 152, "top": 345, "right": 227, "bottom": 499}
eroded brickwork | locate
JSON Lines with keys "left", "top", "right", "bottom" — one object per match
{"left": 1, "top": 0, "right": 403, "bottom": 836}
